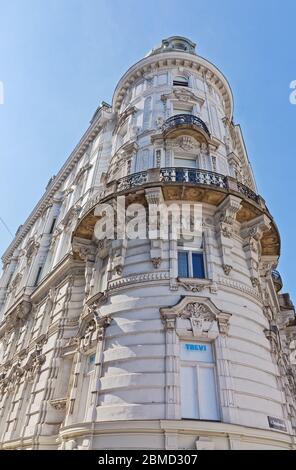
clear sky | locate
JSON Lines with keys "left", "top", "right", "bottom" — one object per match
{"left": 0, "top": 0, "right": 295, "bottom": 300}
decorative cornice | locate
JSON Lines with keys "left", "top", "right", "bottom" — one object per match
{"left": 1, "top": 108, "right": 112, "bottom": 265}
{"left": 107, "top": 271, "right": 170, "bottom": 291}
{"left": 112, "top": 51, "right": 233, "bottom": 118}
{"left": 218, "top": 276, "right": 262, "bottom": 302}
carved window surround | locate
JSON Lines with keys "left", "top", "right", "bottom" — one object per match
{"left": 66, "top": 310, "right": 111, "bottom": 418}
{"left": 160, "top": 296, "right": 234, "bottom": 421}
{"left": 241, "top": 214, "right": 272, "bottom": 287}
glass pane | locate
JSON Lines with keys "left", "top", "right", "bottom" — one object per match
{"left": 88, "top": 354, "right": 96, "bottom": 371}
{"left": 181, "top": 366, "right": 199, "bottom": 419}
{"left": 192, "top": 252, "right": 205, "bottom": 278}
{"left": 198, "top": 367, "right": 220, "bottom": 421}
{"left": 181, "top": 342, "right": 213, "bottom": 363}
{"left": 178, "top": 251, "right": 189, "bottom": 277}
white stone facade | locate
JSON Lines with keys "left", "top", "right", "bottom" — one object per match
{"left": 0, "top": 36, "right": 295, "bottom": 450}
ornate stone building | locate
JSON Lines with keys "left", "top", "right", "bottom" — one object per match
{"left": 0, "top": 36, "right": 295, "bottom": 450}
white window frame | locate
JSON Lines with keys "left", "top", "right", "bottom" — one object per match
{"left": 180, "top": 341, "right": 220, "bottom": 421}
{"left": 177, "top": 246, "right": 206, "bottom": 279}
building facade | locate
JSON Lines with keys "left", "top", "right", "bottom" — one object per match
{"left": 0, "top": 36, "right": 296, "bottom": 450}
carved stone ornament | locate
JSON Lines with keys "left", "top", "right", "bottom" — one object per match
{"left": 4, "top": 299, "right": 32, "bottom": 333}
{"left": 50, "top": 398, "right": 67, "bottom": 410}
{"left": 180, "top": 302, "right": 216, "bottom": 335}
{"left": 223, "top": 264, "right": 233, "bottom": 276}
{"left": 0, "top": 336, "right": 46, "bottom": 394}
{"left": 178, "top": 278, "right": 212, "bottom": 293}
{"left": 264, "top": 325, "right": 281, "bottom": 354}
{"left": 176, "top": 136, "right": 200, "bottom": 152}
{"left": 251, "top": 277, "right": 260, "bottom": 288}
{"left": 216, "top": 195, "right": 242, "bottom": 240}
{"left": 77, "top": 303, "right": 112, "bottom": 351}
{"left": 151, "top": 257, "right": 161, "bottom": 268}
{"left": 25, "top": 237, "right": 40, "bottom": 263}
{"left": 160, "top": 296, "right": 231, "bottom": 337}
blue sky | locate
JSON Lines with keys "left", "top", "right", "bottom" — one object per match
{"left": 0, "top": 0, "right": 295, "bottom": 299}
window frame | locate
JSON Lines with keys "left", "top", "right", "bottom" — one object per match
{"left": 177, "top": 247, "right": 206, "bottom": 279}
{"left": 180, "top": 341, "right": 221, "bottom": 421}
{"left": 173, "top": 75, "right": 189, "bottom": 87}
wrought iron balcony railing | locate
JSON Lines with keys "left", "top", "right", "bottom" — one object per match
{"left": 116, "top": 167, "right": 261, "bottom": 200}
{"left": 237, "top": 182, "right": 259, "bottom": 204}
{"left": 162, "top": 114, "right": 211, "bottom": 137}
{"left": 160, "top": 167, "right": 227, "bottom": 188}
{"left": 117, "top": 171, "right": 148, "bottom": 192}
{"left": 117, "top": 168, "right": 228, "bottom": 192}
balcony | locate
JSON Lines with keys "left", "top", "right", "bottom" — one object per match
{"left": 162, "top": 114, "right": 210, "bottom": 138}
{"left": 272, "top": 269, "right": 283, "bottom": 292}
{"left": 160, "top": 167, "right": 227, "bottom": 188}
{"left": 116, "top": 167, "right": 260, "bottom": 205}
{"left": 75, "top": 167, "right": 280, "bottom": 261}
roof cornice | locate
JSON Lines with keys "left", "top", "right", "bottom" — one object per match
{"left": 112, "top": 51, "right": 234, "bottom": 119}
{"left": 1, "top": 108, "right": 112, "bottom": 265}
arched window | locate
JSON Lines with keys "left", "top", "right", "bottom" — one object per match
{"left": 173, "top": 75, "right": 189, "bottom": 87}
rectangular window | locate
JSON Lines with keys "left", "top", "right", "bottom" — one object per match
{"left": 175, "top": 157, "right": 196, "bottom": 169}
{"left": 192, "top": 252, "right": 205, "bottom": 278}
{"left": 49, "top": 217, "right": 57, "bottom": 234}
{"left": 88, "top": 354, "right": 96, "bottom": 371}
{"left": 178, "top": 251, "right": 205, "bottom": 279}
{"left": 34, "top": 266, "right": 43, "bottom": 286}
{"left": 173, "top": 104, "right": 193, "bottom": 116}
{"left": 180, "top": 342, "right": 220, "bottom": 421}
{"left": 178, "top": 251, "right": 189, "bottom": 277}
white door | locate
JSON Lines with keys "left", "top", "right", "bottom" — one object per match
{"left": 180, "top": 342, "right": 220, "bottom": 421}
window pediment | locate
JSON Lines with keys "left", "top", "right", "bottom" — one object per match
{"left": 160, "top": 296, "right": 231, "bottom": 337}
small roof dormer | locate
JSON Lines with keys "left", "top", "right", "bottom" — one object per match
{"left": 147, "top": 36, "right": 197, "bottom": 57}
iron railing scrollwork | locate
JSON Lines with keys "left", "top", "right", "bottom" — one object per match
{"left": 160, "top": 167, "right": 228, "bottom": 188}
{"left": 117, "top": 171, "right": 148, "bottom": 192}
{"left": 116, "top": 168, "right": 260, "bottom": 206}
{"left": 237, "top": 182, "right": 259, "bottom": 204}
{"left": 162, "top": 114, "right": 210, "bottom": 137}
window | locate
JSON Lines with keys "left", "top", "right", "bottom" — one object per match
{"left": 211, "top": 156, "right": 217, "bottom": 172}
{"left": 173, "top": 103, "right": 193, "bottom": 116}
{"left": 175, "top": 156, "right": 197, "bottom": 168}
{"left": 180, "top": 342, "right": 220, "bottom": 421}
{"left": 49, "top": 217, "right": 57, "bottom": 234}
{"left": 177, "top": 234, "right": 205, "bottom": 278}
{"left": 143, "top": 96, "right": 152, "bottom": 130}
{"left": 173, "top": 75, "right": 189, "bottom": 87}
{"left": 135, "top": 149, "right": 150, "bottom": 172}
{"left": 174, "top": 42, "right": 187, "bottom": 51}
{"left": 99, "top": 256, "right": 109, "bottom": 292}
{"left": 178, "top": 251, "right": 205, "bottom": 278}
{"left": 34, "top": 266, "right": 43, "bottom": 286}
{"left": 88, "top": 354, "right": 96, "bottom": 370}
